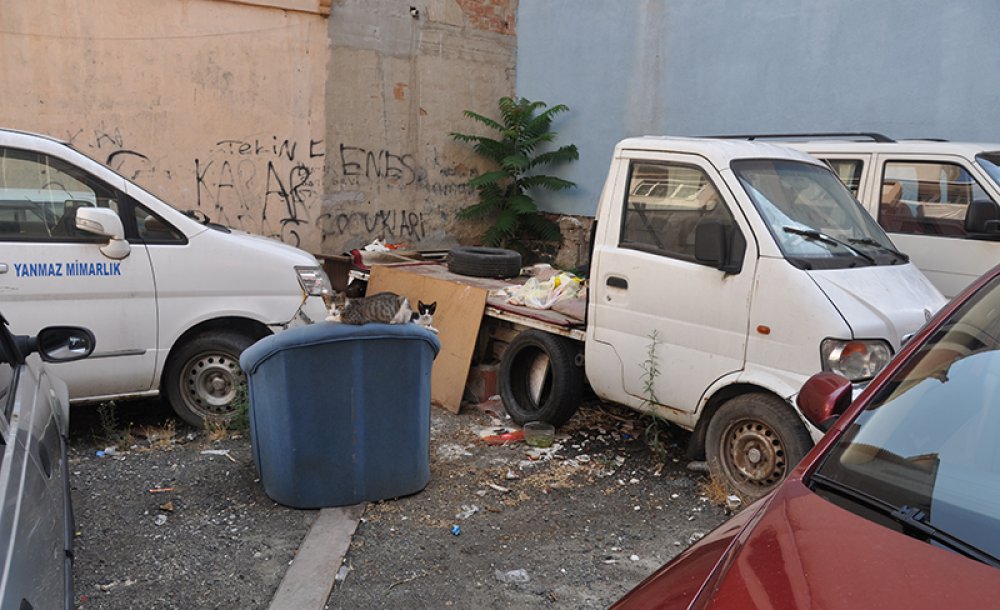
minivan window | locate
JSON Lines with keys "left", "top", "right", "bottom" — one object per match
{"left": 825, "top": 159, "right": 864, "bottom": 196}
{"left": 812, "top": 274, "right": 1000, "bottom": 562}
{"left": 0, "top": 147, "right": 120, "bottom": 241}
{"left": 881, "top": 161, "right": 991, "bottom": 238}
{"left": 733, "top": 159, "right": 896, "bottom": 269}
{"left": 620, "top": 160, "right": 739, "bottom": 264}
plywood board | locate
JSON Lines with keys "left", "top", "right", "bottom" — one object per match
{"left": 368, "top": 265, "right": 489, "bottom": 413}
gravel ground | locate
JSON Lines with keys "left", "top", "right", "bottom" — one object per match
{"left": 69, "top": 398, "right": 729, "bottom": 610}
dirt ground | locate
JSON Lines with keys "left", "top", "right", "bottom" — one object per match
{"left": 69, "top": 398, "right": 729, "bottom": 610}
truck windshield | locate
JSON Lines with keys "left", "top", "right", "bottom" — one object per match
{"left": 733, "top": 160, "right": 899, "bottom": 269}
{"left": 975, "top": 153, "right": 1000, "bottom": 189}
{"left": 811, "top": 274, "right": 1000, "bottom": 563}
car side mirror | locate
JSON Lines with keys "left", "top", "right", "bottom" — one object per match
{"left": 797, "top": 372, "right": 853, "bottom": 431}
{"left": 13, "top": 326, "right": 95, "bottom": 363}
{"left": 695, "top": 220, "right": 744, "bottom": 274}
{"left": 76, "top": 207, "right": 131, "bottom": 259}
{"left": 964, "top": 199, "right": 1000, "bottom": 236}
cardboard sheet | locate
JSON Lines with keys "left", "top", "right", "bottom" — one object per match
{"left": 368, "top": 265, "right": 488, "bottom": 413}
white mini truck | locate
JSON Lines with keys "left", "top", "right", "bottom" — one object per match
{"left": 489, "top": 136, "right": 946, "bottom": 497}
{"left": 0, "top": 128, "right": 332, "bottom": 426}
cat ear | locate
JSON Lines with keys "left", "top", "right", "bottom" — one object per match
{"left": 428, "top": 302, "right": 437, "bottom": 314}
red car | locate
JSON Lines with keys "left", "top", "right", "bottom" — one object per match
{"left": 614, "top": 264, "right": 1000, "bottom": 609}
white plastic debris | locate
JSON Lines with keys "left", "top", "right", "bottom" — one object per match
{"left": 495, "top": 569, "right": 530, "bottom": 584}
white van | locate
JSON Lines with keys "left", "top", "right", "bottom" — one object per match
{"left": 767, "top": 133, "right": 1000, "bottom": 298}
{"left": 0, "top": 128, "right": 332, "bottom": 425}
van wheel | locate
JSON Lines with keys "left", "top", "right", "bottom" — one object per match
{"left": 705, "top": 394, "right": 812, "bottom": 501}
{"left": 499, "top": 330, "right": 583, "bottom": 427}
{"left": 163, "top": 332, "right": 255, "bottom": 427}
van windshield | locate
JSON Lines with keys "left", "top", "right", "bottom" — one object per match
{"left": 975, "top": 153, "right": 1000, "bottom": 189}
{"left": 733, "top": 160, "right": 901, "bottom": 269}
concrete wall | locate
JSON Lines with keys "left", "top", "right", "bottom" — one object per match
{"left": 517, "top": 0, "right": 1000, "bottom": 217}
{"left": 1, "top": 0, "right": 519, "bottom": 255}
{"left": 1, "top": 0, "right": 330, "bottom": 252}
{"left": 321, "top": 0, "right": 518, "bottom": 253}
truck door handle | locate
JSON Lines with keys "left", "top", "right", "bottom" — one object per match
{"left": 606, "top": 276, "right": 628, "bottom": 289}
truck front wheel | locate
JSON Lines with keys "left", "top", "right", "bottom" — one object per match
{"left": 499, "top": 330, "right": 583, "bottom": 427}
{"left": 705, "top": 393, "right": 812, "bottom": 500}
{"left": 163, "top": 331, "right": 255, "bottom": 427}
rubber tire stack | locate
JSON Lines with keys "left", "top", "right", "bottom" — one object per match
{"left": 446, "top": 246, "right": 522, "bottom": 278}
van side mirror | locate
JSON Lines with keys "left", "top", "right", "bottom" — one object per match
{"left": 76, "top": 207, "right": 131, "bottom": 260}
{"left": 695, "top": 220, "right": 744, "bottom": 274}
{"left": 964, "top": 199, "right": 1000, "bottom": 237}
{"left": 797, "top": 372, "right": 853, "bottom": 431}
{"left": 13, "top": 326, "right": 95, "bottom": 363}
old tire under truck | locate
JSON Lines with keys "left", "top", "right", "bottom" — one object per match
{"left": 163, "top": 331, "right": 255, "bottom": 427}
{"left": 705, "top": 393, "right": 812, "bottom": 500}
{"left": 499, "top": 329, "right": 583, "bottom": 427}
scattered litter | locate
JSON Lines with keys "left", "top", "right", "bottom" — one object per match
{"left": 630, "top": 554, "right": 640, "bottom": 561}
{"left": 96, "top": 446, "right": 119, "bottom": 458}
{"left": 686, "top": 461, "right": 709, "bottom": 473}
{"left": 525, "top": 443, "right": 562, "bottom": 460}
{"left": 154, "top": 514, "right": 168, "bottom": 526}
{"left": 603, "top": 558, "right": 618, "bottom": 565}
{"left": 148, "top": 487, "right": 174, "bottom": 494}
{"left": 614, "top": 456, "right": 626, "bottom": 467}
{"left": 335, "top": 564, "right": 352, "bottom": 584}
{"left": 726, "top": 495, "right": 742, "bottom": 511}
{"left": 482, "top": 430, "right": 525, "bottom": 446}
{"left": 159, "top": 501, "right": 174, "bottom": 513}
{"left": 575, "top": 454, "right": 591, "bottom": 463}
{"left": 201, "top": 449, "right": 237, "bottom": 463}
{"left": 504, "top": 470, "right": 520, "bottom": 480}
{"left": 455, "top": 505, "right": 479, "bottom": 520}
{"left": 629, "top": 478, "right": 640, "bottom": 484}
{"left": 495, "top": 569, "right": 530, "bottom": 584}
{"left": 670, "top": 493, "right": 680, "bottom": 499}
{"left": 487, "top": 483, "right": 510, "bottom": 494}
{"left": 688, "top": 532, "right": 705, "bottom": 544}
{"left": 450, "top": 524, "right": 461, "bottom": 536}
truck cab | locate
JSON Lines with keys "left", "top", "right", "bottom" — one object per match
{"left": 576, "top": 136, "right": 944, "bottom": 497}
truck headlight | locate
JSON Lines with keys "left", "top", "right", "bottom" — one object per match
{"left": 295, "top": 266, "right": 333, "bottom": 296}
{"left": 821, "top": 339, "right": 893, "bottom": 382}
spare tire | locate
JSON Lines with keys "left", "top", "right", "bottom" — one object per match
{"left": 447, "top": 246, "right": 522, "bottom": 278}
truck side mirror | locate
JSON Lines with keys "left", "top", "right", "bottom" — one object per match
{"left": 964, "top": 199, "right": 1000, "bottom": 236}
{"left": 76, "top": 207, "right": 131, "bottom": 260}
{"left": 695, "top": 220, "right": 744, "bottom": 274}
{"left": 797, "top": 372, "right": 853, "bottom": 431}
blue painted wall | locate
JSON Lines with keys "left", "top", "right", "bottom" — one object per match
{"left": 517, "top": 0, "right": 1000, "bottom": 216}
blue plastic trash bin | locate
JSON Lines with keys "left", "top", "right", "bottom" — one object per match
{"left": 239, "top": 322, "right": 440, "bottom": 508}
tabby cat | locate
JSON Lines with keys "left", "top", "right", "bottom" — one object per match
{"left": 325, "top": 291, "right": 413, "bottom": 325}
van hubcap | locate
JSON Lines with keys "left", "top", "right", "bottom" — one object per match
{"left": 726, "top": 420, "right": 786, "bottom": 487}
{"left": 183, "top": 353, "right": 241, "bottom": 416}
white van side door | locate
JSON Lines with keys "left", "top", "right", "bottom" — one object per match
{"left": 872, "top": 153, "right": 1000, "bottom": 298}
{"left": 0, "top": 147, "right": 158, "bottom": 399}
{"left": 589, "top": 152, "right": 758, "bottom": 412}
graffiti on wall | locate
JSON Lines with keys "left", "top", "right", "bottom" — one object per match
{"left": 62, "top": 126, "right": 478, "bottom": 251}
{"left": 194, "top": 136, "right": 326, "bottom": 247}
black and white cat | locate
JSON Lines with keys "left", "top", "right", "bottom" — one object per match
{"left": 411, "top": 300, "right": 438, "bottom": 334}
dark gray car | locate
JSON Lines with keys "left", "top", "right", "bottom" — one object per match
{"left": 0, "top": 314, "right": 94, "bottom": 609}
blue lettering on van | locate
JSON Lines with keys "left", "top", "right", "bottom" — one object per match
{"left": 13, "top": 262, "right": 122, "bottom": 277}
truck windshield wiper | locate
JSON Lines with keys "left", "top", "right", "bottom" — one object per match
{"left": 810, "top": 473, "right": 1000, "bottom": 568}
{"left": 847, "top": 237, "right": 910, "bottom": 263}
{"left": 782, "top": 226, "right": 876, "bottom": 264}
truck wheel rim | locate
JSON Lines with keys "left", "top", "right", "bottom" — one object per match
{"left": 724, "top": 419, "right": 786, "bottom": 488}
{"left": 182, "top": 352, "right": 241, "bottom": 416}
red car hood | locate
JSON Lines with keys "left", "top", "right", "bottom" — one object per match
{"left": 701, "top": 481, "right": 1000, "bottom": 609}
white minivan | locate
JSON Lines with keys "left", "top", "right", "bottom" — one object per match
{"left": 770, "top": 133, "right": 1000, "bottom": 298}
{"left": 0, "top": 128, "right": 332, "bottom": 426}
